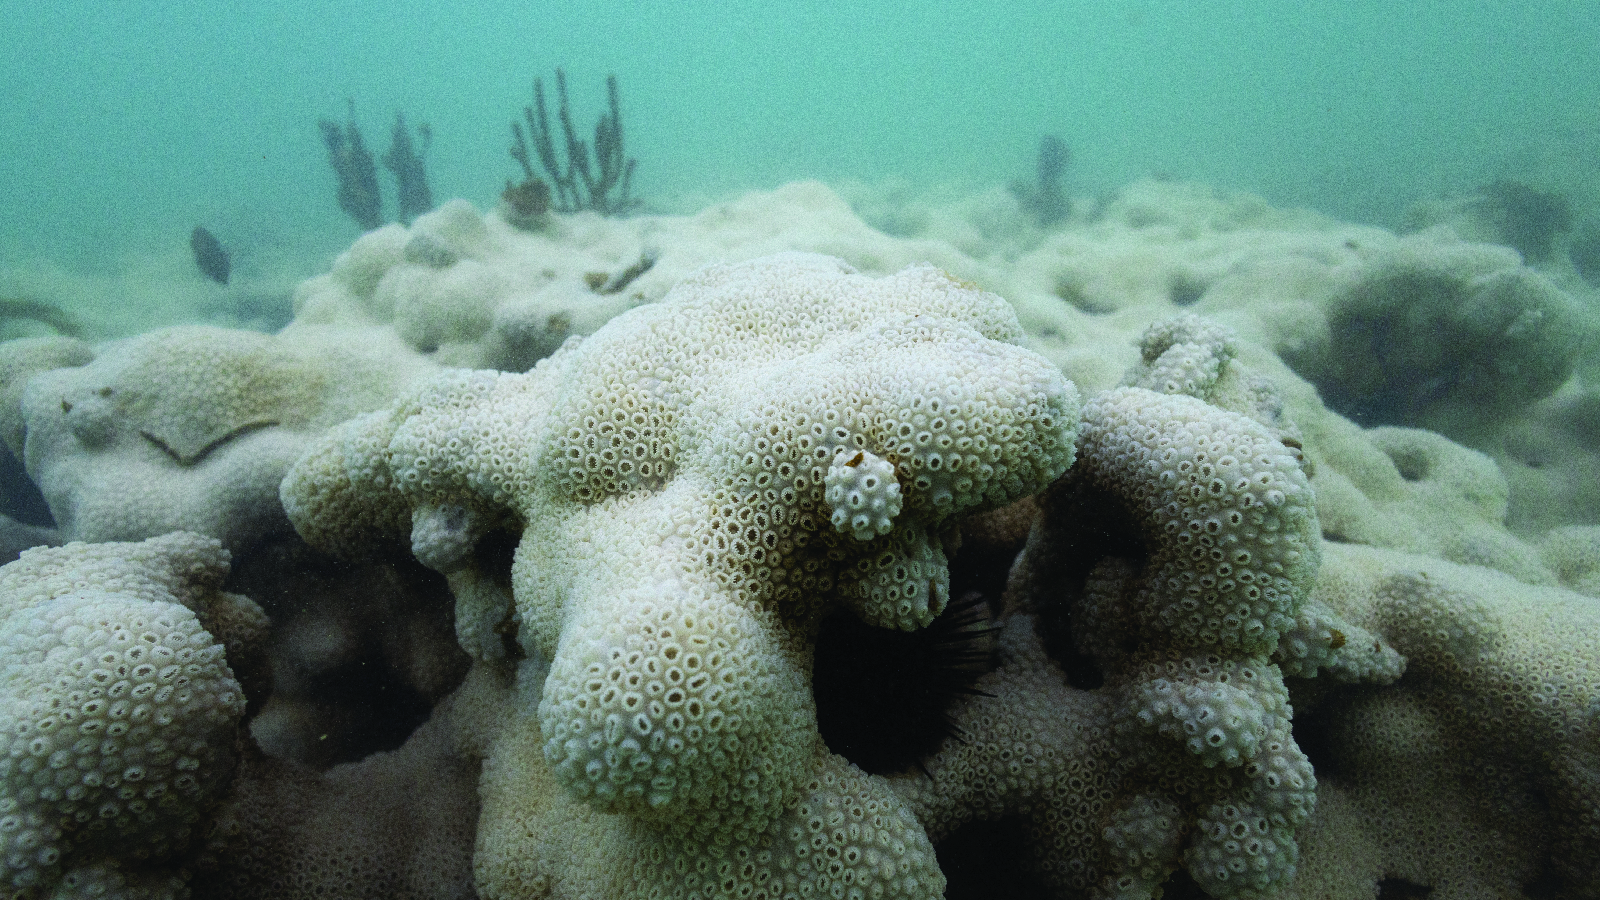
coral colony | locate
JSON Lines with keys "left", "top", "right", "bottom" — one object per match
{"left": 2, "top": 82, "right": 1600, "bottom": 900}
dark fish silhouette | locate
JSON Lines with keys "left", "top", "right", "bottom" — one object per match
{"left": 191, "top": 226, "right": 231, "bottom": 285}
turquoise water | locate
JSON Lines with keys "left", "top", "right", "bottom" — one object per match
{"left": 4, "top": 1, "right": 1598, "bottom": 272}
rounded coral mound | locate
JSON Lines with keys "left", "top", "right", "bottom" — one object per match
{"left": 0, "top": 533, "right": 255, "bottom": 897}
{"left": 284, "top": 252, "right": 1079, "bottom": 894}
{"left": 11, "top": 324, "right": 434, "bottom": 550}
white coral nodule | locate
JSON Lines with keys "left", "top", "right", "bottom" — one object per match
{"left": 825, "top": 448, "right": 903, "bottom": 541}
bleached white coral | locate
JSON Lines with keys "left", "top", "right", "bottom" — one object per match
{"left": 11, "top": 325, "right": 434, "bottom": 550}
{"left": 0, "top": 533, "right": 252, "bottom": 897}
{"left": 825, "top": 448, "right": 903, "bottom": 540}
{"left": 1121, "top": 655, "right": 1290, "bottom": 768}
{"left": 1075, "top": 387, "right": 1318, "bottom": 654}
{"left": 980, "top": 349, "right": 1342, "bottom": 897}
{"left": 284, "top": 252, "right": 1078, "bottom": 894}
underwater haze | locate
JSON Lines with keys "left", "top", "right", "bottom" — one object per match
{"left": 3, "top": 1, "right": 1599, "bottom": 272}
{"left": 9, "top": 2, "right": 1600, "bottom": 899}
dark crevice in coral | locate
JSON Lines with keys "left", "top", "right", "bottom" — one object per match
{"left": 0, "top": 443, "right": 53, "bottom": 527}
{"left": 1384, "top": 446, "right": 1431, "bottom": 482}
{"left": 1521, "top": 858, "right": 1566, "bottom": 899}
{"left": 936, "top": 816, "right": 1054, "bottom": 900}
{"left": 946, "top": 531, "right": 1024, "bottom": 608}
{"left": 1377, "top": 876, "right": 1434, "bottom": 899}
{"left": 1055, "top": 627, "right": 1108, "bottom": 690}
{"left": 1284, "top": 684, "right": 1393, "bottom": 786}
{"left": 1285, "top": 690, "right": 1340, "bottom": 781}
{"left": 287, "top": 657, "right": 435, "bottom": 765}
{"left": 1156, "top": 868, "right": 1209, "bottom": 900}
{"left": 225, "top": 533, "right": 470, "bottom": 769}
{"left": 473, "top": 527, "right": 520, "bottom": 595}
{"left": 1027, "top": 478, "right": 1146, "bottom": 690}
{"left": 473, "top": 526, "right": 526, "bottom": 660}
{"left": 812, "top": 592, "right": 998, "bottom": 776}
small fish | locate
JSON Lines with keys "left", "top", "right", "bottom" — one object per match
{"left": 191, "top": 226, "right": 231, "bottom": 285}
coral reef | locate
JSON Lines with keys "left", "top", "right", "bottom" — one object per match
{"left": 1281, "top": 540, "right": 1600, "bottom": 897}
{"left": 1, "top": 174, "right": 1597, "bottom": 899}
{"left": 0, "top": 533, "right": 265, "bottom": 897}
{"left": 282, "top": 253, "right": 1078, "bottom": 898}
{"left": 897, "top": 320, "right": 1378, "bottom": 898}
{"left": 285, "top": 183, "right": 987, "bottom": 373}
{"left": 510, "top": 69, "right": 638, "bottom": 216}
